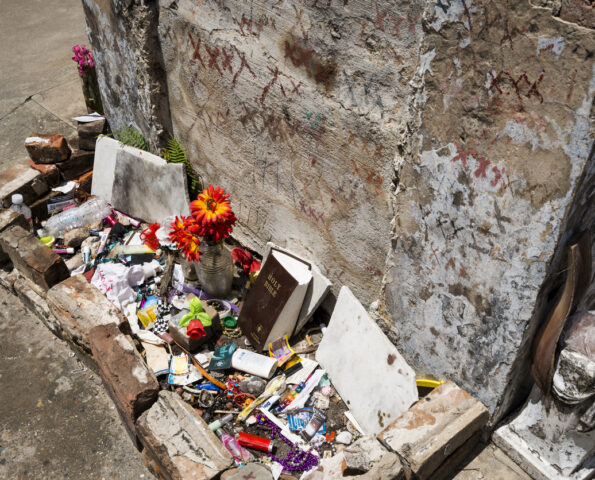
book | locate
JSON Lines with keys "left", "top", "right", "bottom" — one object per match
{"left": 238, "top": 248, "right": 312, "bottom": 351}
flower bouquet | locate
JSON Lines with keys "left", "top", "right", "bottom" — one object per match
{"left": 170, "top": 185, "right": 237, "bottom": 297}
{"left": 71, "top": 44, "right": 103, "bottom": 114}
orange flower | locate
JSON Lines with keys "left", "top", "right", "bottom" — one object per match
{"left": 169, "top": 216, "right": 202, "bottom": 262}
{"left": 191, "top": 185, "right": 235, "bottom": 226}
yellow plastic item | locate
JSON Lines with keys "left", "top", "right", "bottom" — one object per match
{"left": 137, "top": 303, "right": 159, "bottom": 328}
{"left": 416, "top": 378, "right": 445, "bottom": 389}
{"left": 40, "top": 236, "right": 55, "bottom": 247}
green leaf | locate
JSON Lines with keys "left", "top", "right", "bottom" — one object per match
{"left": 161, "top": 134, "right": 203, "bottom": 198}
{"left": 197, "top": 312, "right": 212, "bottom": 327}
{"left": 103, "top": 125, "right": 149, "bottom": 152}
{"left": 179, "top": 312, "right": 193, "bottom": 328}
{"left": 189, "top": 297, "right": 203, "bottom": 315}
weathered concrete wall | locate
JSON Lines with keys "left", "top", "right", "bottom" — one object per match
{"left": 383, "top": 0, "right": 594, "bottom": 422}
{"left": 158, "top": 0, "right": 425, "bottom": 305}
{"left": 82, "top": 0, "right": 172, "bottom": 148}
{"left": 83, "top": 0, "right": 594, "bottom": 423}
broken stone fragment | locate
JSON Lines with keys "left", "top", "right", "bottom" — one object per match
{"left": 0, "top": 163, "right": 49, "bottom": 208}
{"left": 335, "top": 431, "right": 353, "bottom": 445}
{"left": 0, "top": 225, "right": 69, "bottom": 293}
{"left": 27, "top": 159, "right": 60, "bottom": 187}
{"left": 25, "top": 133, "right": 71, "bottom": 164}
{"left": 221, "top": 463, "right": 273, "bottom": 479}
{"left": 302, "top": 437, "right": 405, "bottom": 480}
{"left": 65, "top": 254, "right": 84, "bottom": 272}
{"left": 342, "top": 449, "right": 371, "bottom": 476}
{"left": 77, "top": 118, "right": 107, "bottom": 150}
{"left": 378, "top": 381, "right": 488, "bottom": 480}
{"left": 0, "top": 208, "right": 29, "bottom": 263}
{"left": 63, "top": 227, "right": 89, "bottom": 248}
{"left": 56, "top": 149, "right": 94, "bottom": 181}
{"left": 136, "top": 390, "right": 233, "bottom": 479}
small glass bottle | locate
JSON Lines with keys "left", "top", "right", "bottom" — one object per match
{"left": 215, "top": 428, "right": 254, "bottom": 463}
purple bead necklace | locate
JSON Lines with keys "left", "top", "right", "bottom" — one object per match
{"left": 255, "top": 413, "right": 319, "bottom": 473}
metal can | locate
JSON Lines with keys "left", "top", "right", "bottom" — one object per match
{"left": 237, "top": 432, "right": 274, "bottom": 452}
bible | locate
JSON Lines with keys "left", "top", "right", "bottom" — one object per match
{"left": 238, "top": 248, "right": 312, "bottom": 351}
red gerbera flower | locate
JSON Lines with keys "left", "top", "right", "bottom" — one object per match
{"left": 190, "top": 185, "right": 235, "bottom": 226}
{"left": 169, "top": 216, "right": 202, "bottom": 262}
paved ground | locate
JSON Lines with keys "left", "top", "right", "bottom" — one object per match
{"left": 453, "top": 443, "right": 531, "bottom": 480}
{"left": 0, "top": 1, "right": 153, "bottom": 478}
{"left": 0, "top": 0, "right": 88, "bottom": 172}
{"left": 0, "top": 287, "right": 153, "bottom": 479}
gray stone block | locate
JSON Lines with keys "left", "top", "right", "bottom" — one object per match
{"left": 137, "top": 390, "right": 234, "bottom": 480}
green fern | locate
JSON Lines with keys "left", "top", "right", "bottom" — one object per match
{"left": 104, "top": 125, "right": 149, "bottom": 152}
{"left": 162, "top": 135, "right": 203, "bottom": 198}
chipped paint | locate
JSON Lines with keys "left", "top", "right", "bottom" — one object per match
{"left": 537, "top": 36, "right": 565, "bottom": 59}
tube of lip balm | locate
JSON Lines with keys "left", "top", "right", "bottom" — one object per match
{"left": 114, "top": 210, "right": 141, "bottom": 228}
{"left": 82, "top": 245, "right": 90, "bottom": 264}
{"left": 97, "top": 228, "right": 111, "bottom": 255}
{"left": 54, "top": 248, "right": 75, "bottom": 255}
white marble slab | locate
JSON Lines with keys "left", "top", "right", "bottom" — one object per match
{"left": 91, "top": 136, "right": 190, "bottom": 223}
{"left": 316, "top": 286, "right": 418, "bottom": 435}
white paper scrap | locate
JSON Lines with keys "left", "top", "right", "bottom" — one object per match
{"left": 52, "top": 181, "right": 79, "bottom": 194}
{"left": 72, "top": 112, "right": 104, "bottom": 123}
{"left": 286, "top": 357, "right": 319, "bottom": 385}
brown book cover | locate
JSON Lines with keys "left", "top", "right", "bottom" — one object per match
{"left": 238, "top": 249, "right": 312, "bottom": 351}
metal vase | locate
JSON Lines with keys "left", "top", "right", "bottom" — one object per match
{"left": 194, "top": 240, "right": 233, "bottom": 298}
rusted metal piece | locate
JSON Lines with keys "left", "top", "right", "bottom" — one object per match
{"left": 531, "top": 231, "right": 591, "bottom": 395}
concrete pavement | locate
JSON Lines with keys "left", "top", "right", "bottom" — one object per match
{"left": 0, "top": 0, "right": 88, "bottom": 172}
{"left": 0, "top": 1, "right": 153, "bottom": 477}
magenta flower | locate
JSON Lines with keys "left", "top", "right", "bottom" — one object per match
{"left": 71, "top": 44, "right": 96, "bottom": 78}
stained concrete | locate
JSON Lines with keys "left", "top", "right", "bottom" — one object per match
{"left": 452, "top": 443, "right": 531, "bottom": 480}
{"left": 0, "top": 286, "right": 153, "bottom": 479}
{"left": 0, "top": 0, "right": 88, "bottom": 172}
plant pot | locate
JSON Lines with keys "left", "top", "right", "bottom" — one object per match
{"left": 195, "top": 240, "right": 233, "bottom": 298}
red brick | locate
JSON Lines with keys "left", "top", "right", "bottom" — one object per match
{"left": 46, "top": 275, "right": 125, "bottom": 353}
{"left": 378, "top": 381, "right": 488, "bottom": 479}
{"left": 56, "top": 149, "right": 94, "bottom": 181}
{"left": 89, "top": 323, "right": 159, "bottom": 444}
{"left": 0, "top": 163, "right": 49, "bottom": 208}
{"left": 0, "top": 225, "right": 69, "bottom": 293}
{"left": 0, "top": 208, "right": 29, "bottom": 263}
{"left": 25, "top": 133, "right": 71, "bottom": 164}
{"left": 78, "top": 119, "right": 107, "bottom": 150}
{"left": 28, "top": 159, "right": 60, "bottom": 187}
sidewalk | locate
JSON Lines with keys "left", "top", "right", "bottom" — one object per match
{"left": 0, "top": 0, "right": 87, "bottom": 172}
{"left": 0, "top": 1, "right": 152, "bottom": 477}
